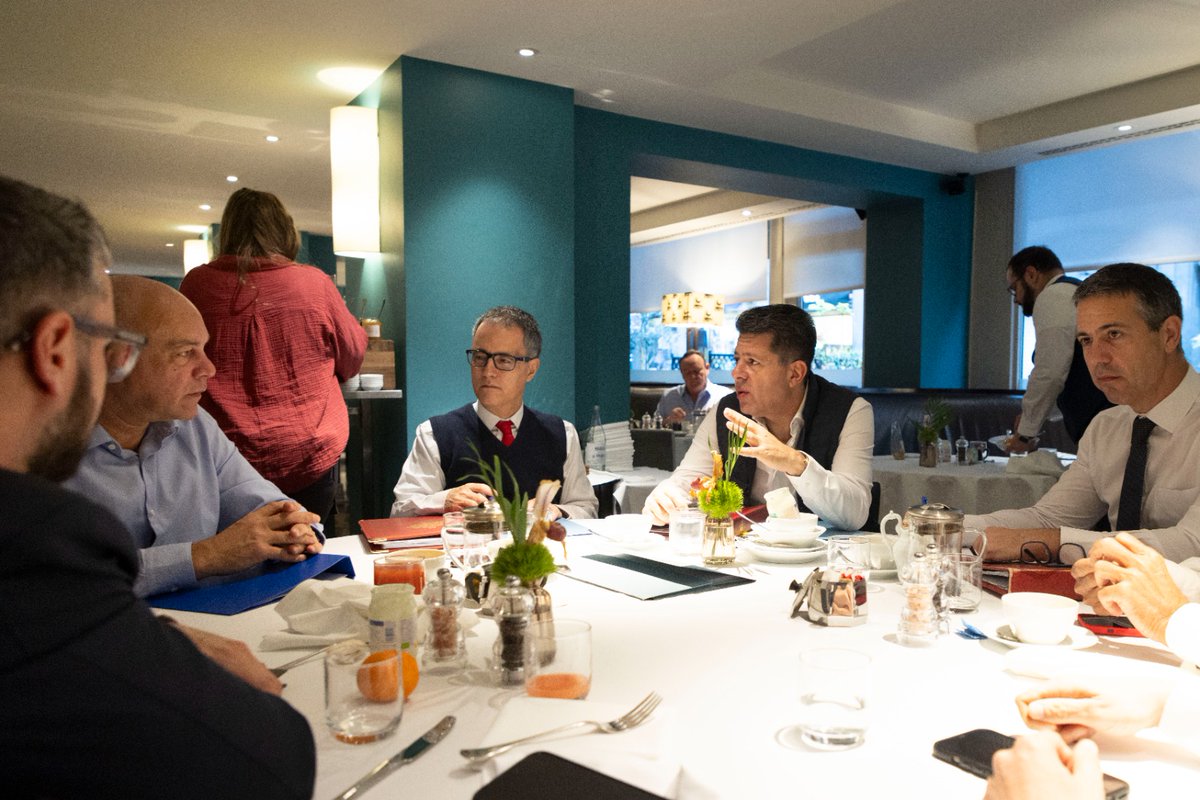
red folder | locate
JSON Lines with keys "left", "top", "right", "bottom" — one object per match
{"left": 981, "top": 561, "right": 1079, "bottom": 600}
{"left": 358, "top": 516, "right": 445, "bottom": 553}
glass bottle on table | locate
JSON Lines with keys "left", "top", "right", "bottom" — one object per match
{"left": 585, "top": 405, "right": 607, "bottom": 470}
{"left": 890, "top": 421, "right": 905, "bottom": 460}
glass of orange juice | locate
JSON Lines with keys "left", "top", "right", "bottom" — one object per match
{"left": 525, "top": 619, "right": 591, "bottom": 700}
{"left": 373, "top": 553, "right": 426, "bottom": 592}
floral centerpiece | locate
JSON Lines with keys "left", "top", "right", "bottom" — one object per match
{"left": 692, "top": 422, "right": 748, "bottom": 565}
{"left": 915, "top": 397, "right": 953, "bottom": 468}
{"left": 469, "top": 450, "right": 564, "bottom": 626}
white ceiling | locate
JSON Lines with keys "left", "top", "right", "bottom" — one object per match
{"left": 3, "top": 0, "right": 1199, "bottom": 273}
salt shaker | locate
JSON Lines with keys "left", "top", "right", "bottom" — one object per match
{"left": 492, "top": 575, "right": 533, "bottom": 686}
{"left": 422, "top": 568, "right": 467, "bottom": 675}
{"left": 955, "top": 435, "right": 970, "bottom": 465}
{"left": 641, "top": 412, "right": 653, "bottom": 430}
{"left": 898, "top": 550, "right": 939, "bottom": 646}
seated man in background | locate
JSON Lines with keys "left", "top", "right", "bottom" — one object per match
{"left": 966, "top": 263, "right": 1200, "bottom": 563}
{"left": 644, "top": 304, "right": 873, "bottom": 531}
{"left": 0, "top": 176, "right": 314, "bottom": 798}
{"left": 64, "top": 276, "right": 322, "bottom": 597}
{"left": 655, "top": 349, "right": 731, "bottom": 426}
{"left": 391, "top": 305, "right": 597, "bottom": 519}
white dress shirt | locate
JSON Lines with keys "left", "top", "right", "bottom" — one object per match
{"left": 967, "top": 368, "right": 1200, "bottom": 561}
{"left": 1018, "top": 276, "right": 1078, "bottom": 438}
{"left": 391, "top": 401, "right": 597, "bottom": 519}
{"left": 656, "top": 390, "right": 874, "bottom": 531}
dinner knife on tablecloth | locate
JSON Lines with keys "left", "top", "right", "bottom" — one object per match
{"left": 331, "top": 715, "right": 456, "bottom": 800}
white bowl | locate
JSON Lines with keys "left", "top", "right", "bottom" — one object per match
{"left": 599, "top": 513, "right": 653, "bottom": 543}
{"left": 757, "top": 518, "right": 823, "bottom": 547}
{"left": 1001, "top": 592, "right": 1079, "bottom": 644}
{"left": 359, "top": 373, "right": 384, "bottom": 391}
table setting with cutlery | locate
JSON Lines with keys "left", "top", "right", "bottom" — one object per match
{"left": 163, "top": 523, "right": 1198, "bottom": 799}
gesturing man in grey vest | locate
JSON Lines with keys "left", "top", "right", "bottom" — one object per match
{"left": 644, "top": 304, "right": 873, "bottom": 531}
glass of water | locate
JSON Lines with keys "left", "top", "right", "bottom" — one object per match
{"left": 792, "top": 648, "right": 871, "bottom": 750}
{"left": 668, "top": 508, "right": 705, "bottom": 556}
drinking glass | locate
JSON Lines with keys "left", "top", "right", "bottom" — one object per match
{"left": 668, "top": 508, "right": 705, "bottom": 555}
{"left": 942, "top": 551, "right": 983, "bottom": 612}
{"left": 374, "top": 553, "right": 426, "bottom": 592}
{"left": 790, "top": 648, "right": 871, "bottom": 750}
{"left": 325, "top": 641, "right": 403, "bottom": 744}
{"left": 525, "top": 619, "right": 592, "bottom": 700}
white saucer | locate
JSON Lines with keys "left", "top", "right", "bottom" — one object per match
{"left": 742, "top": 538, "right": 825, "bottom": 564}
{"left": 985, "top": 622, "right": 1097, "bottom": 650}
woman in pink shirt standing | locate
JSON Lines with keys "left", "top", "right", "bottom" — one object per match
{"left": 181, "top": 188, "right": 367, "bottom": 526}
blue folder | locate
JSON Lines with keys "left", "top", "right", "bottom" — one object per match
{"left": 146, "top": 553, "right": 356, "bottom": 615}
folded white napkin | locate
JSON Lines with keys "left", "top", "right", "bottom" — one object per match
{"left": 261, "top": 577, "right": 481, "bottom": 651}
{"left": 1005, "top": 450, "right": 1065, "bottom": 477}
{"left": 478, "top": 696, "right": 680, "bottom": 798}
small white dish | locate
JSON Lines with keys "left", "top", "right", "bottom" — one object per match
{"left": 985, "top": 622, "right": 1097, "bottom": 650}
{"left": 742, "top": 538, "right": 825, "bottom": 564}
{"left": 753, "top": 524, "right": 825, "bottom": 547}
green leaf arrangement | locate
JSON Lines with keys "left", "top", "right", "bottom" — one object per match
{"left": 468, "top": 445, "right": 556, "bottom": 586}
{"left": 915, "top": 398, "right": 953, "bottom": 445}
{"left": 695, "top": 421, "right": 748, "bottom": 519}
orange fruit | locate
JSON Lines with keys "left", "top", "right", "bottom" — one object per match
{"left": 356, "top": 649, "right": 400, "bottom": 702}
{"left": 401, "top": 650, "right": 419, "bottom": 699}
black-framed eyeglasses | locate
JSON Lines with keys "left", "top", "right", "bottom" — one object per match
{"left": 466, "top": 348, "right": 535, "bottom": 371}
{"left": 1019, "top": 541, "right": 1087, "bottom": 567}
{"left": 6, "top": 314, "right": 147, "bottom": 384}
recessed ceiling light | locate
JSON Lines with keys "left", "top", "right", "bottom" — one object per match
{"left": 265, "top": 135, "right": 280, "bottom": 143}
{"left": 317, "top": 66, "right": 385, "bottom": 94}
{"left": 165, "top": 243, "right": 175, "bottom": 247}
{"left": 517, "top": 48, "right": 538, "bottom": 57}
{"left": 741, "top": 209, "right": 753, "bottom": 218}
{"left": 226, "top": 175, "right": 238, "bottom": 183}
{"left": 177, "top": 224, "right": 208, "bottom": 234}
{"left": 1116, "top": 124, "right": 1133, "bottom": 132}
{"left": 199, "top": 204, "right": 211, "bottom": 211}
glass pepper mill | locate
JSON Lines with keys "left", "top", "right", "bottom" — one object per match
{"left": 898, "top": 549, "right": 940, "bottom": 646}
{"left": 492, "top": 575, "right": 533, "bottom": 686}
{"left": 422, "top": 568, "right": 467, "bottom": 675}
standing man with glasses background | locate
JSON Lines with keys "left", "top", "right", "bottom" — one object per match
{"left": 967, "top": 263, "right": 1200, "bottom": 565}
{"left": 391, "top": 305, "right": 596, "bottom": 519}
{"left": 1003, "top": 246, "right": 1111, "bottom": 453}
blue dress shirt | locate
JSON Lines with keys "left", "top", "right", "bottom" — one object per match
{"left": 63, "top": 408, "right": 318, "bottom": 597}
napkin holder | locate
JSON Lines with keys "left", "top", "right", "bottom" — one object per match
{"left": 790, "top": 567, "right": 867, "bottom": 627}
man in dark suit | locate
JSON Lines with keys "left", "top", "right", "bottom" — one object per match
{"left": 0, "top": 176, "right": 314, "bottom": 798}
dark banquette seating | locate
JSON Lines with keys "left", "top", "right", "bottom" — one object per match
{"left": 629, "top": 383, "right": 1076, "bottom": 456}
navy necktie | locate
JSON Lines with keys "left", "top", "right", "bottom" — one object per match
{"left": 1116, "top": 416, "right": 1155, "bottom": 531}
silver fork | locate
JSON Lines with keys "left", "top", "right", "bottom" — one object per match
{"left": 268, "top": 644, "right": 333, "bottom": 677}
{"left": 459, "top": 692, "right": 662, "bottom": 761}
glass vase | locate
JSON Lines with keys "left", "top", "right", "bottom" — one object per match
{"left": 702, "top": 515, "right": 736, "bottom": 566}
{"left": 919, "top": 442, "right": 938, "bottom": 468}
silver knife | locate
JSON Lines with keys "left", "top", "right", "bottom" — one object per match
{"left": 331, "top": 715, "right": 456, "bottom": 800}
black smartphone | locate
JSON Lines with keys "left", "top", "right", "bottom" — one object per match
{"left": 474, "top": 751, "right": 665, "bottom": 799}
{"left": 1077, "top": 613, "right": 1145, "bottom": 637}
{"left": 933, "top": 728, "right": 1129, "bottom": 800}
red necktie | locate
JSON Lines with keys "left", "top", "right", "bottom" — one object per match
{"left": 497, "top": 420, "right": 515, "bottom": 446}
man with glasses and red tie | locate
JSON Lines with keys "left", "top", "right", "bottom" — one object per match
{"left": 64, "top": 275, "right": 323, "bottom": 598}
{"left": 391, "top": 305, "right": 596, "bottom": 519}
{"left": 967, "top": 263, "right": 1200, "bottom": 567}
{"left": 0, "top": 176, "right": 314, "bottom": 798}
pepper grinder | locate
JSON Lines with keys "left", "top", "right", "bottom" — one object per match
{"left": 492, "top": 575, "right": 533, "bottom": 686}
{"left": 422, "top": 568, "right": 467, "bottom": 675}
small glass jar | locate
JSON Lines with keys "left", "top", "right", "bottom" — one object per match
{"left": 702, "top": 515, "right": 736, "bottom": 566}
{"left": 464, "top": 499, "right": 508, "bottom": 539}
{"left": 422, "top": 568, "right": 467, "bottom": 675}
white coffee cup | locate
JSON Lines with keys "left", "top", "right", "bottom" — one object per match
{"left": 1001, "top": 592, "right": 1079, "bottom": 644}
{"left": 360, "top": 373, "right": 384, "bottom": 391}
{"left": 758, "top": 517, "right": 823, "bottom": 547}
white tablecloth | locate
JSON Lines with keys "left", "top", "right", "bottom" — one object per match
{"left": 874, "top": 454, "right": 1062, "bottom": 517}
{"left": 171, "top": 534, "right": 1196, "bottom": 799}
{"left": 590, "top": 467, "right": 674, "bottom": 515}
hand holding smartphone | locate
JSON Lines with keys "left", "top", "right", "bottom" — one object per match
{"left": 933, "top": 728, "right": 1129, "bottom": 799}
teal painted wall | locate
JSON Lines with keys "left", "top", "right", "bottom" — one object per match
{"left": 397, "top": 57, "right": 577, "bottom": 441}
{"left": 573, "top": 107, "right": 975, "bottom": 419}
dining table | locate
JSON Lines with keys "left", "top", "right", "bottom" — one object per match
{"left": 169, "top": 531, "right": 1197, "bottom": 799}
{"left": 873, "top": 453, "right": 1064, "bottom": 518}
